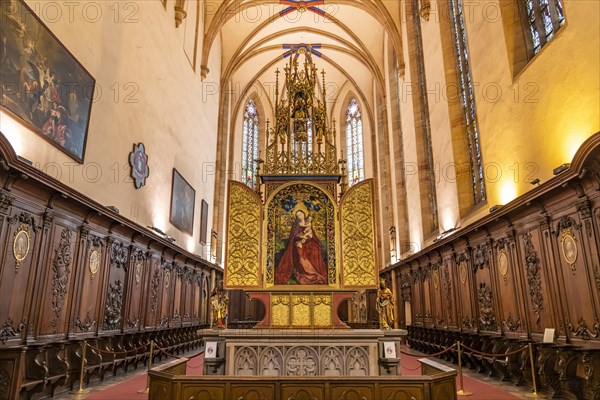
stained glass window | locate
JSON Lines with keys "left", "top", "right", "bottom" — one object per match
{"left": 524, "top": 0, "right": 565, "bottom": 55}
{"left": 449, "top": 0, "right": 486, "bottom": 204}
{"left": 241, "top": 100, "right": 259, "bottom": 188}
{"left": 346, "top": 99, "right": 364, "bottom": 185}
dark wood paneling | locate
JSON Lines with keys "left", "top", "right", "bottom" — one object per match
{"left": 0, "top": 133, "right": 221, "bottom": 399}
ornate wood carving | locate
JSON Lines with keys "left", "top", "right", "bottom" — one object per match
{"left": 75, "top": 313, "right": 96, "bottom": 332}
{"left": 50, "top": 228, "right": 74, "bottom": 332}
{"left": 472, "top": 243, "right": 490, "bottom": 271}
{"left": 477, "top": 282, "right": 497, "bottom": 331}
{"left": 567, "top": 318, "right": 600, "bottom": 340}
{"left": 0, "top": 369, "right": 9, "bottom": 398}
{"left": 110, "top": 241, "right": 129, "bottom": 271}
{"left": 104, "top": 280, "right": 124, "bottom": 330}
{"left": 442, "top": 266, "right": 452, "bottom": 323}
{"left": 522, "top": 232, "right": 544, "bottom": 329}
{"left": 502, "top": 313, "right": 521, "bottom": 332}
{"left": 0, "top": 190, "right": 15, "bottom": 212}
{"left": 555, "top": 216, "right": 581, "bottom": 236}
{"left": 0, "top": 317, "right": 25, "bottom": 344}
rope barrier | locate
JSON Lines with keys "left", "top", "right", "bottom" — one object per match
{"left": 459, "top": 343, "right": 529, "bottom": 358}
{"left": 154, "top": 343, "right": 205, "bottom": 361}
{"left": 400, "top": 342, "right": 457, "bottom": 358}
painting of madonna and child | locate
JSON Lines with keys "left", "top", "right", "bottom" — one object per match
{"left": 273, "top": 189, "right": 333, "bottom": 286}
{"left": 0, "top": 0, "right": 95, "bottom": 163}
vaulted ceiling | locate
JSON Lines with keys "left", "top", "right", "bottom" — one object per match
{"left": 200, "top": 0, "right": 404, "bottom": 125}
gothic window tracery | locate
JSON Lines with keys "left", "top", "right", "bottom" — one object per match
{"left": 242, "top": 100, "right": 259, "bottom": 188}
{"left": 346, "top": 99, "right": 364, "bottom": 186}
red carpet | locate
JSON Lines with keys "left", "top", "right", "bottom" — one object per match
{"left": 85, "top": 349, "right": 523, "bottom": 399}
{"left": 85, "top": 352, "right": 204, "bottom": 400}
{"left": 400, "top": 350, "right": 524, "bottom": 400}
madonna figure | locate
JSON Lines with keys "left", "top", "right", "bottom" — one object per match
{"left": 275, "top": 204, "right": 328, "bottom": 285}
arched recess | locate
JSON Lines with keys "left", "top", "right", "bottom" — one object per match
{"left": 201, "top": 0, "right": 403, "bottom": 79}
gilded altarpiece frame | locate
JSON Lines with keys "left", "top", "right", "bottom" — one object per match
{"left": 340, "top": 179, "right": 378, "bottom": 287}
{"left": 264, "top": 182, "right": 338, "bottom": 289}
{"left": 224, "top": 181, "right": 262, "bottom": 289}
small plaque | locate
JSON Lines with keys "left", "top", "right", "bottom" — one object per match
{"left": 383, "top": 341, "right": 397, "bottom": 358}
{"left": 205, "top": 341, "right": 217, "bottom": 359}
{"left": 543, "top": 328, "right": 555, "bottom": 343}
{"left": 164, "top": 270, "right": 171, "bottom": 288}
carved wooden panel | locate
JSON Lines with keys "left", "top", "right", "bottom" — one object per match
{"left": 519, "top": 229, "right": 552, "bottom": 333}
{"left": 159, "top": 260, "right": 173, "bottom": 328}
{"left": 38, "top": 225, "right": 76, "bottom": 337}
{"left": 145, "top": 258, "right": 162, "bottom": 328}
{"left": 493, "top": 233, "right": 524, "bottom": 333}
{"left": 0, "top": 210, "right": 40, "bottom": 342}
{"left": 553, "top": 212, "right": 599, "bottom": 341}
{"left": 125, "top": 248, "right": 146, "bottom": 332}
{"left": 102, "top": 239, "right": 129, "bottom": 332}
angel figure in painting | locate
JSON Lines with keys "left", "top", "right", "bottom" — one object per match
{"left": 376, "top": 278, "right": 395, "bottom": 330}
{"left": 275, "top": 203, "right": 328, "bottom": 285}
{"left": 210, "top": 280, "right": 228, "bottom": 329}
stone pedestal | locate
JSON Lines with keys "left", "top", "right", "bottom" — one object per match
{"left": 377, "top": 329, "right": 407, "bottom": 376}
{"left": 197, "top": 328, "right": 407, "bottom": 377}
{"left": 201, "top": 331, "right": 226, "bottom": 375}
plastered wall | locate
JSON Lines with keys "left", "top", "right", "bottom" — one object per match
{"left": 0, "top": 0, "right": 222, "bottom": 257}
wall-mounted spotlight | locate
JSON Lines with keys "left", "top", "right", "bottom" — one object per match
{"left": 553, "top": 163, "right": 570, "bottom": 175}
{"left": 530, "top": 178, "right": 540, "bottom": 186}
{"left": 489, "top": 205, "right": 503, "bottom": 213}
{"left": 433, "top": 227, "right": 459, "bottom": 242}
{"left": 106, "top": 206, "right": 120, "bottom": 214}
{"left": 17, "top": 155, "right": 33, "bottom": 166}
{"left": 147, "top": 226, "right": 176, "bottom": 243}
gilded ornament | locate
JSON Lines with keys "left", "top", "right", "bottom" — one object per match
{"left": 226, "top": 182, "right": 261, "bottom": 287}
{"left": 210, "top": 280, "right": 228, "bottom": 328}
{"left": 135, "top": 259, "right": 143, "bottom": 284}
{"left": 459, "top": 261, "right": 468, "bottom": 285}
{"left": 89, "top": 248, "right": 100, "bottom": 275}
{"left": 292, "top": 294, "right": 311, "bottom": 326}
{"left": 13, "top": 225, "right": 30, "bottom": 269}
{"left": 560, "top": 229, "right": 578, "bottom": 271}
{"left": 498, "top": 249, "right": 509, "bottom": 281}
{"left": 272, "top": 294, "right": 291, "bottom": 327}
{"left": 313, "top": 294, "right": 332, "bottom": 326}
{"left": 341, "top": 180, "right": 376, "bottom": 287}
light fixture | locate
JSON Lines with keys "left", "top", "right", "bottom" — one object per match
{"left": 106, "top": 206, "right": 120, "bottom": 214}
{"left": 17, "top": 155, "right": 33, "bottom": 165}
{"left": 489, "top": 205, "right": 502, "bottom": 213}
{"left": 147, "top": 226, "right": 176, "bottom": 243}
{"left": 530, "top": 178, "right": 540, "bottom": 186}
{"left": 433, "top": 227, "right": 458, "bottom": 242}
{"left": 553, "top": 163, "right": 570, "bottom": 175}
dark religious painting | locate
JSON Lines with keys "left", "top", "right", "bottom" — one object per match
{"left": 0, "top": 0, "right": 95, "bottom": 163}
{"left": 200, "top": 199, "right": 208, "bottom": 244}
{"left": 267, "top": 184, "right": 336, "bottom": 286}
{"left": 170, "top": 169, "right": 195, "bottom": 235}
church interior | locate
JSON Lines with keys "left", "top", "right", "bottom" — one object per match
{"left": 0, "top": 0, "right": 599, "bottom": 399}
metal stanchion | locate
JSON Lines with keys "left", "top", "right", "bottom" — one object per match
{"left": 526, "top": 343, "right": 546, "bottom": 398}
{"left": 71, "top": 340, "right": 89, "bottom": 394}
{"left": 456, "top": 341, "right": 473, "bottom": 396}
{"left": 138, "top": 340, "right": 155, "bottom": 394}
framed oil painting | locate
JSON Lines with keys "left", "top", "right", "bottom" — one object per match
{"left": 0, "top": 0, "right": 95, "bottom": 163}
{"left": 266, "top": 184, "right": 336, "bottom": 286}
{"left": 169, "top": 169, "right": 195, "bottom": 235}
